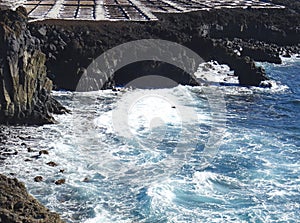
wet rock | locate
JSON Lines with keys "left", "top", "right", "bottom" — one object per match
{"left": 27, "top": 147, "right": 35, "bottom": 153}
{"left": 0, "top": 174, "right": 64, "bottom": 223}
{"left": 27, "top": 147, "right": 34, "bottom": 152}
{"left": 39, "top": 150, "right": 49, "bottom": 155}
{"left": 259, "top": 81, "right": 272, "bottom": 88}
{"left": 19, "top": 136, "right": 27, "bottom": 140}
{"left": 55, "top": 179, "right": 65, "bottom": 185}
{"left": 281, "top": 51, "right": 291, "bottom": 58}
{"left": 236, "top": 56, "right": 269, "bottom": 86}
{"left": 30, "top": 154, "right": 41, "bottom": 159}
{"left": 83, "top": 177, "right": 89, "bottom": 182}
{"left": 34, "top": 176, "right": 43, "bottom": 182}
{"left": 46, "top": 161, "right": 58, "bottom": 167}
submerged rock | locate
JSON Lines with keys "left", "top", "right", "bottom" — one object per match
{"left": 0, "top": 174, "right": 64, "bottom": 223}
{"left": 39, "top": 150, "right": 49, "bottom": 155}
{"left": 34, "top": 176, "right": 43, "bottom": 182}
{"left": 0, "top": 7, "right": 67, "bottom": 125}
{"left": 46, "top": 161, "right": 58, "bottom": 167}
{"left": 55, "top": 179, "right": 65, "bottom": 185}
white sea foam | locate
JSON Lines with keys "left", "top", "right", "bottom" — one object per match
{"left": 280, "top": 54, "right": 300, "bottom": 64}
{"left": 195, "top": 61, "right": 238, "bottom": 86}
{"left": 84, "top": 207, "right": 130, "bottom": 223}
{"left": 0, "top": 59, "right": 299, "bottom": 222}
{"left": 196, "top": 60, "right": 291, "bottom": 95}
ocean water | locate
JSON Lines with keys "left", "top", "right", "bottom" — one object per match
{"left": 0, "top": 57, "right": 299, "bottom": 222}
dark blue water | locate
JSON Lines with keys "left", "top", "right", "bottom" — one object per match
{"left": 0, "top": 58, "right": 299, "bottom": 222}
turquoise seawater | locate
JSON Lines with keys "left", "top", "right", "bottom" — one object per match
{"left": 0, "top": 58, "right": 299, "bottom": 222}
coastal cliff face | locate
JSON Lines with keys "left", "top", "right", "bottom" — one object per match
{"left": 0, "top": 7, "right": 66, "bottom": 125}
{"left": 0, "top": 174, "right": 64, "bottom": 223}
{"left": 29, "top": 6, "right": 299, "bottom": 90}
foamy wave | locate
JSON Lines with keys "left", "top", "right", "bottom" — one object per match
{"left": 195, "top": 61, "right": 238, "bottom": 86}
{"left": 195, "top": 60, "right": 291, "bottom": 95}
{"left": 280, "top": 54, "right": 300, "bottom": 64}
{"left": 1, "top": 65, "right": 299, "bottom": 223}
{"left": 84, "top": 207, "right": 130, "bottom": 223}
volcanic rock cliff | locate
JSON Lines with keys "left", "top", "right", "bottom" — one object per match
{"left": 0, "top": 7, "right": 66, "bottom": 125}
{"left": 29, "top": 4, "right": 300, "bottom": 90}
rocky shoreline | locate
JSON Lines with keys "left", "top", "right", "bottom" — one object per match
{"left": 0, "top": 7, "right": 68, "bottom": 125}
{"left": 0, "top": 173, "right": 65, "bottom": 223}
{"left": 0, "top": 7, "right": 66, "bottom": 222}
{"left": 1, "top": 1, "right": 299, "bottom": 123}
{"left": 28, "top": 3, "right": 299, "bottom": 90}
{"left": 0, "top": 0, "right": 299, "bottom": 222}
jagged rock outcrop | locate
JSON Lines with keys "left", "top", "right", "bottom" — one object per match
{"left": 0, "top": 7, "right": 66, "bottom": 125}
{"left": 29, "top": 6, "right": 299, "bottom": 90}
{"left": 0, "top": 174, "right": 64, "bottom": 223}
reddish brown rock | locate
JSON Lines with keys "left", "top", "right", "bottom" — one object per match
{"left": 34, "top": 176, "right": 43, "bottom": 182}
{"left": 46, "top": 161, "right": 58, "bottom": 167}
{"left": 0, "top": 174, "right": 64, "bottom": 223}
{"left": 55, "top": 179, "right": 65, "bottom": 185}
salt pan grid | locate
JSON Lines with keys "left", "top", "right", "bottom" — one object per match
{"left": 23, "top": 0, "right": 284, "bottom": 21}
